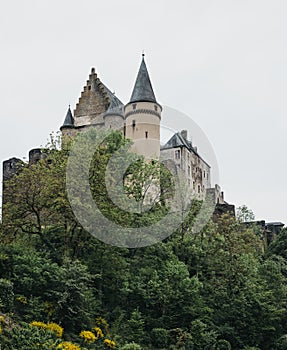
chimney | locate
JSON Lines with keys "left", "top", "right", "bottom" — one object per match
{"left": 181, "top": 130, "right": 187, "bottom": 139}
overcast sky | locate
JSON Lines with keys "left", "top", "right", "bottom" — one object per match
{"left": 1, "top": 0, "right": 286, "bottom": 224}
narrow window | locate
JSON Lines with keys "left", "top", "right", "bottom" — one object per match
{"left": 198, "top": 185, "right": 200, "bottom": 193}
{"left": 132, "top": 120, "right": 136, "bottom": 128}
{"left": 154, "top": 105, "right": 158, "bottom": 111}
{"left": 204, "top": 170, "right": 206, "bottom": 178}
{"left": 132, "top": 103, "right": 137, "bottom": 110}
{"left": 175, "top": 150, "right": 180, "bottom": 159}
{"left": 88, "top": 86, "right": 91, "bottom": 90}
{"left": 145, "top": 131, "right": 148, "bottom": 139}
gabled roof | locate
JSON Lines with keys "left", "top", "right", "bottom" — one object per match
{"left": 74, "top": 67, "right": 124, "bottom": 119}
{"left": 129, "top": 54, "right": 157, "bottom": 103}
{"left": 161, "top": 132, "right": 192, "bottom": 150}
{"left": 161, "top": 132, "right": 210, "bottom": 168}
{"left": 61, "top": 106, "right": 74, "bottom": 128}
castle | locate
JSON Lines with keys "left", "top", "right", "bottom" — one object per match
{"left": 3, "top": 55, "right": 225, "bottom": 206}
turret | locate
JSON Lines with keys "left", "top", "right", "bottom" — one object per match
{"left": 104, "top": 94, "right": 125, "bottom": 131}
{"left": 60, "top": 106, "right": 76, "bottom": 137}
{"left": 2, "top": 157, "right": 24, "bottom": 206}
{"left": 125, "top": 54, "right": 162, "bottom": 159}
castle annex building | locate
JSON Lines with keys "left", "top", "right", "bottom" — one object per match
{"left": 3, "top": 55, "right": 225, "bottom": 205}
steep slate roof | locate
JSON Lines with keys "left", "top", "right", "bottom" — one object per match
{"left": 161, "top": 132, "right": 192, "bottom": 150}
{"left": 103, "top": 84, "right": 124, "bottom": 117}
{"left": 129, "top": 54, "right": 157, "bottom": 103}
{"left": 61, "top": 106, "right": 74, "bottom": 128}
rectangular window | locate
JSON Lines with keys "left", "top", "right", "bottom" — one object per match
{"left": 175, "top": 150, "right": 180, "bottom": 159}
{"left": 145, "top": 131, "right": 148, "bottom": 139}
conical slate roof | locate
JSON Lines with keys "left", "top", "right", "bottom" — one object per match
{"left": 61, "top": 106, "right": 74, "bottom": 128}
{"left": 129, "top": 55, "right": 157, "bottom": 103}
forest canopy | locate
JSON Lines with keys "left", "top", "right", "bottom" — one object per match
{"left": 0, "top": 131, "right": 286, "bottom": 350}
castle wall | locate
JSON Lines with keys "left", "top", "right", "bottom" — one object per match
{"left": 160, "top": 145, "right": 211, "bottom": 201}
{"left": 104, "top": 115, "right": 124, "bottom": 131}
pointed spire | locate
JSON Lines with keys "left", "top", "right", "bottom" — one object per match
{"left": 129, "top": 54, "right": 157, "bottom": 103}
{"left": 61, "top": 106, "right": 74, "bottom": 128}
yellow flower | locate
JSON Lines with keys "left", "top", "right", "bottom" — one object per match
{"left": 30, "top": 321, "right": 47, "bottom": 329}
{"left": 30, "top": 321, "right": 63, "bottom": 338}
{"left": 46, "top": 322, "right": 64, "bottom": 338}
{"left": 79, "top": 330, "right": 96, "bottom": 343}
{"left": 57, "top": 341, "right": 81, "bottom": 350}
{"left": 104, "top": 338, "right": 116, "bottom": 348}
{"left": 95, "top": 316, "right": 109, "bottom": 332}
{"left": 16, "top": 296, "right": 28, "bottom": 304}
{"left": 92, "top": 326, "right": 104, "bottom": 339}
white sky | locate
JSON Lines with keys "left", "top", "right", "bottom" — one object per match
{"left": 1, "top": 0, "right": 286, "bottom": 224}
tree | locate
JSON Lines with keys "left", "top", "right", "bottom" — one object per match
{"left": 236, "top": 205, "right": 255, "bottom": 222}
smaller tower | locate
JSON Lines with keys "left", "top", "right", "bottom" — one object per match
{"left": 104, "top": 95, "right": 125, "bottom": 131}
{"left": 60, "top": 106, "right": 76, "bottom": 137}
{"left": 29, "top": 148, "right": 43, "bottom": 164}
{"left": 2, "top": 157, "right": 23, "bottom": 206}
{"left": 125, "top": 54, "right": 162, "bottom": 160}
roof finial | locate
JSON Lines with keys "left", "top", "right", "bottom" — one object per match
{"left": 142, "top": 50, "right": 145, "bottom": 58}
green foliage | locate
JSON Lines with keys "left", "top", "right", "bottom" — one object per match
{"left": 150, "top": 328, "right": 169, "bottom": 348}
{"left": 1, "top": 129, "right": 287, "bottom": 349}
{"left": 236, "top": 205, "right": 255, "bottom": 222}
{"left": 276, "top": 334, "right": 287, "bottom": 350}
{"left": 0, "top": 278, "right": 14, "bottom": 312}
{"left": 120, "top": 342, "right": 142, "bottom": 350}
{"left": 0, "top": 322, "right": 62, "bottom": 350}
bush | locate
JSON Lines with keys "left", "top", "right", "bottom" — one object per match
{"left": 0, "top": 278, "right": 14, "bottom": 312}
{"left": 150, "top": 328, "right": 169, "bottom": 348}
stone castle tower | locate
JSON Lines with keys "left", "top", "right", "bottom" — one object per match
{"left": 60, "top": 54, "right": 161, "bottom": 160}
{"left": 3, "top": 54, "right": 227, "bottom": 207}
{"left": 125, "top": 55, "right": 161, "bottom": 159}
